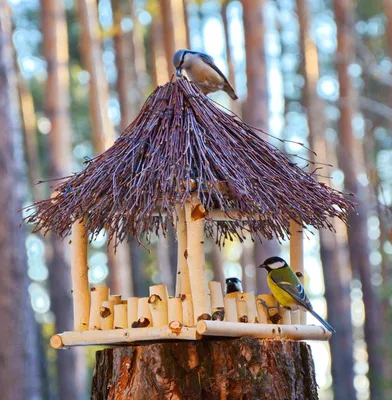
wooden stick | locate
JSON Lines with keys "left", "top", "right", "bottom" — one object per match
{"left": 127, "top": 297, "right": 139, "bottom": 328}
{"left": 238, "top": 292, "right": 258, "bottom": 323}
{"left": 71, "top": 215, "right": 90, "bottom": 331}
{"left": 109, "top": 294, "right": 122, "bottom": 305}
{"left": 256, "top": 294, "right": 280, "bottom": 324}
{"left": 152, "top": 209, "right": 260, "bottom": 222}
{"left": 114, "top": 304, "right": 128, "bottom": 329}
{"left": 89, "top": 286, "right": 109, "bottom": 329}
{"left": 181, "top": 294, "right": 194, "bottom": 326}
{"left": 224, "top": 296, "right": 238, "bottom": 322}
{"left": 168, "top": 297, "right": 183, "bottom": 324}
{"left": 175, "top": 204, "right": 191, "bottom": 297}
{"left": 196, "top": 321, "right": 332, "bottom": 341}
{"left": 279, "top": 306, "right": 292, "bottom": 325}
{"left": 100, "top": 300, "right": 114, "bottom": 330}
{"left": 291, "top": 310, "right": 300, "bottom": 325}
{"left": 184, "top": 194, "right": 211, "bottom": 320}
{"left": 209, "top": 281, "right": 224, "bottom": 313}
{"left": 137, "top": 297, "right": 152, "bottom": 327}
{"left": 50, "top": 326, "right": 199, "bottom": 348}
{"left": 148, "top": 285, "right": 169, "bottom": 327}
{"left": 290, "top": 219, "right": 306, "bottom": 325}
{"left": 236, "top": 300, "right": 248, "bottom": 323}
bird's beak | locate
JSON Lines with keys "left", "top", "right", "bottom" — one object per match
{"left": 259, "top": 264, "right": 267, "bottom": 269}
{"left": 176, "top": 68, "right": 182, "bottom": 78}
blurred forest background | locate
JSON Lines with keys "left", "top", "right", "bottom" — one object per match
{"left": 0, "top": 0, "right": 391, "bottom": 399}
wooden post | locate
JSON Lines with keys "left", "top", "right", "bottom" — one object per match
{"left": 208, "top": 281, "right": 224, "bottom": 313}
{"left": 137, "top": 297, "right": 152, "bottom": 327}
{"left": 290, "top": 220, "right": 306, "bottom": 324}
{"left": 127, "top": 297, "right": 139, "bottom": 328}
{"left": 224, "top": 296, "right": 238, "bottom": 322}
{"left": 71, "top": 216, "right": 90, "bottom": 331}
{"left": 184, "top": 194, "right": 211, "bottom": 320}
{"left": 89, "top": 286, "right": 109, "bottom": 329}
{"left": 114, "top": 304, "right": 128, "bottom": 329}
{"left": 256, "top": 294, "right": 280, "bottom": 324}
{"left": 181, "top": 294, "right": 194, "bottom": 326}
{"left": 175, "top": 204, "right": 191, "bottom": 297}
{"left": 239, "top": 292, "right": 258, "bottom": 323}
{"left": 168, "top": 297, "right": 183, "bottom": 324}
{"left": 149, "top": 284, "right": 169, "bottom": 327}
{"left": 100, "top": 300, "right": 114, "bottom": 330}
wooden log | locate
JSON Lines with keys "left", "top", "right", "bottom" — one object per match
{"left": 127, "top": 297, "right": 138, "bottom": 328}
{"left": 290, "top": 219, "right": 306, "bottom": 325}
{"left": 91, "top": 338, "right": 319, "bottom": 399}
{"left": 256, "top": 294, "right": 280, "bottom": 324}
{"left": 291, "top": 310, "right": 301, "bottom": 325}
{"left": 238, "top": 292, "right": 258, "bottom": 323}
{"left": 136, "top": 297, "right": 152, "bottom": 327}
{"left": 208, "top": 281, "right": 224, "bottom": 313}
{"left": 175, "top": 204, "right": 191, "bottom": 297}
{"left": 114, "top": 304, "right": 128, "bottom": 329}
{"left": 89, "top": 286, "right": 109, "bottom": 330}
{"left": 196, "top": 320, "right": 331, "bottom": 340}
{"left": 184, "top": 194, "right": 211, "bottom": 320}
{"left": 148, "top": 284, "right": 169, "bottom": 327}
{"left": 100, "top": 300, "right": 114, "bottom": 330}
{"left": 236, "top": 300, "right": 248, "bottom": 323}
{"left": 71, "top": 216, "right": 90, "bottom": 331}
{"left": 109, "top": 294, "right": 122, "bottom": 305}
{"left": 279, "top": 306, "right": 292, "bottom": 325}
{"left": 224, "top": 296, "right": 238, "bottom": 322}
{"left": 168, "top": 297, "right": 183, "bottom": 324}
{"left": 181, "top": 293, "right": 194, "bottom": 326}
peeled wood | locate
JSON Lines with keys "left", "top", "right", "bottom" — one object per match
{"left": 168, "top": 297, "right": 183, "bottom": 324}
{"left": 127, "top": 297, "right": 138, "bottom": 328}
{"left": 208, "top": 281, "right": 224, "bottom": 313}
{"left": 224, "top": 296, "right": 238, "bottom": 322}
{"left": 149, "top": 285, "right": 169, "bottom": 327}
{"left": 137, "top": 297, "right": 152, "bottom": 327}
{"left": 114, "top": 304, "right": 128, "bottom": 329}
{"left": 181, "top": 294, "right": 194, "bottom": 326}
{"left": 290, "top": 219, "right": 306, "bottom": 325}
{"left": 71, "top": 216, "right": 90, "bottom": 331}
{"left": 91, "top": 337, "right": 319, "bottom": 399}
{"left": 100, "top": 300, "right": 114, "bottom": 330}
{"left": 175, "top": 204, "right": 191, "bottom": 296}
{"left": 89, "top": 286, "right": 109, "bottom": 330}
{"left": 239, "top": 292, "right": 258, "bottom": 323}
{"left": 197, "top": 320, "right": 332, "bottom": 341}
{"left": 185, "top": 194, "right": 211, "bottom": 320}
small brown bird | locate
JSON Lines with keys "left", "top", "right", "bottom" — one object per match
{"left": 173, "top": 49, "right": 238, "bottom": 100}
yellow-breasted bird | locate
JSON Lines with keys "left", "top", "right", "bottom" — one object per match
{"left": 173, "top": 49, "right": 238, "bottom": 100}
{"left": 259, "top": 256, "right": 335, "bottom": 333}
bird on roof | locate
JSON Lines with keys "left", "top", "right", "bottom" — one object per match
{"left": 225, "top": 277, "right": 243, "bottom": 294}
{"left": 173, "top": 49, "right": 238, "bottom": 100}
{"left": 259, "top": 256, "right": 336, "bottom": 333}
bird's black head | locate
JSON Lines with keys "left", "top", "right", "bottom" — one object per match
{"left": 225, "top": 277, "right": 243, "bottom": 294}
{"left": 173, "top": 49, "right": 189, "bottom": 77}
{"left": 259, "top": 256, "right": 287, "bottom": 272}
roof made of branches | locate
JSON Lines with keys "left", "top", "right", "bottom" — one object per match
{"left": 24, "top": 78, "right": 353, "bottom": 246}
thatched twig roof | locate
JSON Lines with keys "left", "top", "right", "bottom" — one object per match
{"left": 24, "top": 78, "right": 353, "bottom": 246}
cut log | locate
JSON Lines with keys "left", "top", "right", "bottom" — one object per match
{"left": 91, "top": 337, "right": 319, "bottom": 399}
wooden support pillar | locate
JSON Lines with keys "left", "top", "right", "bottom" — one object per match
{"left": 175, "top": 204, "right": 191, "bottom": 297}
{"left": 290, "top": 219, "right": 306, "bottom": 325}
{"left": 71, "top": 215, "right": 90, "bottom": 331}
{"left": 184, "top": 194, "right": 211, "bottom": 320}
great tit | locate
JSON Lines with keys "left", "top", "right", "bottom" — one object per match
{"left": 259, "top": 256, "right": 335, "bottom": 333}
{"left": 173, "top": 49, "right": 238, "bottom": 100}
{"left": 225, "top": 277, "right": 243, "bottom": 294}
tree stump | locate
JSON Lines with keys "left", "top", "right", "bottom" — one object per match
{"left": 91, "top": 337, "right": 318, "bottom": 400}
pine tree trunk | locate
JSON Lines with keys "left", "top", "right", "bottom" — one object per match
{"left": 0, "top": 3, "right": 40, "bottom": 398}
{"left": 242, "top": 0, "right": 281, "bottom": 291}
{"left": 41, "top": 1, "right": 80, "bottom": 399}
{"left": 295, "top": 1, "right": 356, "bottom": 398}
{"left": 334, "top": 1, "right": 384, "bottom": 398}
{"left": 91, "top": 338, "right": 319, "bottom": 399}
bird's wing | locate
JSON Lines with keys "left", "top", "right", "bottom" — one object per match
{"left": 270, "top": 274, "right": 313, "bottom": 310}
{"left": 199, "top": 53, "right": 232, "bottom": 87}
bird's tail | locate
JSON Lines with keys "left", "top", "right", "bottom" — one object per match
{"left": 309, "top": 309, "right": 336, "bottom": 333}
{"left": 224, "top": 84, "right": 238, "bottom": 100}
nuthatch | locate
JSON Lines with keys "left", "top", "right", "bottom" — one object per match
{"left": 225, "top": 277, "right": 243, "bottom": 294}
{"left": 173, "top": 49, "right": 238, "bottom": 100}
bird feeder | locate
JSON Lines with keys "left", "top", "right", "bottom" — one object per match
{"left": 25, "top": 78, "right": 352, "bottom": 349}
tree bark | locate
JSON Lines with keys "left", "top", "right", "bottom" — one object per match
{"left": 242, "top": 0, "right": 281, "bottom": 291}
{"left": 41, "top": 1, "right": 80, "bottom": 399}
{"left": 0, "top": 2, "right": 40, "bottom": 398}
{"left": 295, "top": 1, "right": 356, "bottom": 398}
{"left": 334, "top": 1, "right": 384, "bottom": 398}
{"left": 91, "top": 338, "right": 319, "bottom": 399}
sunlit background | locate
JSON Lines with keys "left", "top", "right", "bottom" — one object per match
{"left": 7, "top": 0, "right": 392, "bottom": 398}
